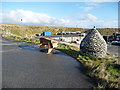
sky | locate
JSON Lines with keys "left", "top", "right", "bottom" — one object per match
{"left": 1, "top": 0, "right": 119, "bottom": 28}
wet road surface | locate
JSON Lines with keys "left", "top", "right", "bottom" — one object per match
{"left": 1, "top": 38, "right": 96, "bottom": 88}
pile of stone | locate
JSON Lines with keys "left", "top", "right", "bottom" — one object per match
{"left": 80, "top": 28, "right": 107, "bottom": 57}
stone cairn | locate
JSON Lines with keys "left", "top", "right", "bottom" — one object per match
{"left": 80, "top": 27, "right": 107, "bottom": 57}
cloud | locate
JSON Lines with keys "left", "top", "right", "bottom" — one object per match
{"left": 79, "top": 0, "right": 119, "bottom": 12}
{"left": 1, "top": 9, "right": 118, "bottom": 28}
{"left": 79, "top": 7, "right": 94, "bottom": 11}
{"left": 85, "top": 2, "right": 101, "bottom": 6}
{"left": 69, "top": 19, "right": 118, "bottom": 28}
{"left": 67, "top": 13, "right": 117, "bottom": 28}
{"left": 79, "top": 2, "right": 100, "bottom": 11}
{"left": 2, "top": 9, "right": 70, "bottom": 26}
{"left": 77, "top": 13, "right": 98, "bottom": 21}
{"left": 87, "top": 14, "right": 98, "bottom": 21}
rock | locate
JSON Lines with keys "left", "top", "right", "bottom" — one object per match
{"left": 80, "top": 28, "right": 107, "bottom": 57}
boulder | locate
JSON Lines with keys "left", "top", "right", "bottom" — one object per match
{"left": 80, "top": 28, "right": 107, "bottom": 57}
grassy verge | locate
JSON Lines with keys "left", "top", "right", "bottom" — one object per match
{"left": 2, "top": 34, "right": 40, "bottom": 44}
{"left": 56, "top": 44, "right": 120, "bottom": 88}
{"left": 2, "top": 34, "right": 120, "bottom": 88}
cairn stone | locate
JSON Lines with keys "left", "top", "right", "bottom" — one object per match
{"left": 80, "top": 28, "right": 107, "bottom": 57}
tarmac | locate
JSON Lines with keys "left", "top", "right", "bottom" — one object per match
{"left": 1, "top": 37, "right": 96, "bottom": 88}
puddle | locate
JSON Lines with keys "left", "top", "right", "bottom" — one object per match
{"left": 19, "top": 45, "right": 40, "bottom": 52}
{"left": 18, "top": 45, "right": 61, "bottom": 54}
{"left": 108, "top": 42, "right": 112, "bottom": 45}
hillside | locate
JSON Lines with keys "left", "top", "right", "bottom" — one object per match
{"left": 1, "top": 24, "right": 118, "bottom": 37}
{"left": 84, "top": 28, "right": 119, "bottom": 35}
{"left": 0, "top": 24, "right": 85, "bottom": 38}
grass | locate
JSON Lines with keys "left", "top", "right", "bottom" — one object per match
{"left": 2, "top": 34, "right": 40, "bottom": 44}
{"left": 56, "top": 44, "right": 120, "bottom": 88}
{"left": 1, "top": 24, "right": 118, "bottom": 37}
{"left": 84, "top": 28, "right": 118, "bottom": 35}
{"left": 0, "top": 24, "right": 85, "bottom": 38}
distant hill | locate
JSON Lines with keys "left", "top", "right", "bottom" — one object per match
{"left": 0, "top": 24, "right": 118, "bottom": 37}
{"left": 0, "top": 24, "right": 85, "bottom": 38}
{"left": 84, "top": 28, "right": 118, "bottom": 35}
{"left": 83, "top": 28, "right": 91, "bottom": 30}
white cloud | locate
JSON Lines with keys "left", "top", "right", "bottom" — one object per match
{"left": 2, "top": 9, "right": 70, "bottom": 26}
{"left": 79, "top": 7, "right": 94, "bottom": 11}
{"left": 79, "top": 2, "right": 100, "bottom": 11}
{"left": 69, "top": 19, "right": 118, "bottom": 28}
{"left": 1, "top": 9, "right": 118, "bottom": 28}
{"left": 79, "top": 0, "right": 118, "bottom": 12}
{"left": 85, "top": 2, "right": 101, "bottom": 6}
{"left": 67, "top": 13, "right": 117, "bottom": 28}
{"left": 87, "top": 14, "right": 98, "bottom": 21}
{"left": 77, "top": 13, "right": 98, "bottom": 21}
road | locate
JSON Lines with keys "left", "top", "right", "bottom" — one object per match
{"left": 1, "top": 37, "right": 96, "bottom": 88}
{"left": 107, "top": 45, "right": 119, "bottom": 57}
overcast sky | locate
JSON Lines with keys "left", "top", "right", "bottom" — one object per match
{"left": 1, "top": 0, "right": 119, "bottom": 28}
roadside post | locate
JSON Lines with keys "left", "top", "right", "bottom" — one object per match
{"left": 21, "top": 19, "right": 23, "bottom": 38}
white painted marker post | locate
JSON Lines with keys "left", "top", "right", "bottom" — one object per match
{"left": 21, "top": 19, "right": 23, "bottom": 38}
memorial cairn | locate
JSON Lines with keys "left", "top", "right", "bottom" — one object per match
{"left": 80, "top": 26, "right": 107, "bottom": 57}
